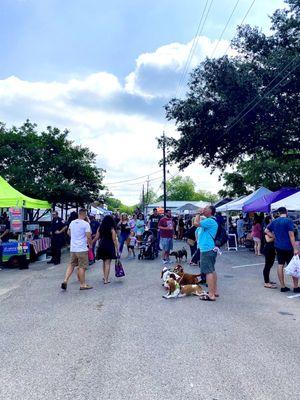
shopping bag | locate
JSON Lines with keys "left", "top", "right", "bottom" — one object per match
{"left": 115, "top": 258, "right": 125, "bottom": 278}
{"left": 284, "top": 255, "right": 300, "bottom": 278}
{"left": 88, "top": 248, "right": 94, "bottom": 262}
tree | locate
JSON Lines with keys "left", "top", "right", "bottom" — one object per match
{"left": 157, "top": 175, "right": 217, "bottom": 202}
{"left": 219, "top": 153, "right": 300, "bottom": 197}
{"left": 165, "top": 0, "right": 300, "bottom": 177}
{"left": 166, "top": 176, "right": 197, "bottom": 201}
{"left": 0, "top": 120, "right": 104, "bottom": 205}
{"left": 145, "top": 187, "right": 159, "bottom": 205}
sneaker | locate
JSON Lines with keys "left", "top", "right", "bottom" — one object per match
{"left": 61, "top": 282, "right": 67, "bottom": 290}
{"left": 293, "top": 287, "right": 300, "bottom": 293}
{"left": 280, "top": 287, "right": 290, "bottom": 292}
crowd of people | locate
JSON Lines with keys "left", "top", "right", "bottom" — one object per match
{"left": 41, "top": 204, "right": 300, "bottom": 301}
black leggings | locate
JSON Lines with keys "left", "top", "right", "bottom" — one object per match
{"left": 263, "top": 244, "right": 276, "bottom": 283}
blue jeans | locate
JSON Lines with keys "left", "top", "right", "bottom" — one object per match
{"left": 119, "top": 233, "right": 129, "bottom": 254}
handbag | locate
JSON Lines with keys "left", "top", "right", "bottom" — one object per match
{"left": 115, "top": 258, "right": 125, "bottom": 277}
{"left": 284, "top": 255, "right": 300, "bottom": 278}
{"left": 187, "top": 238, "right": 196, "bottom": 246}
{"left": 88, "top": 248, "right": 94, "bottom": 261}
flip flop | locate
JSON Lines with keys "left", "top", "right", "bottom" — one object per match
{"left": 103, "top": 281, "right": 111, "bottom": 284}
{"left": 264, "top": 283, "right": 277, "bottom": 289}
{"left": 80, "top": 285, "right": 93, "bottom": 290}
{"left": 199, "top": 294, "right": 216, "bottom": 301}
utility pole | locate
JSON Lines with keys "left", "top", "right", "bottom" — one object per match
{"left": 145, "top": 175, "right": 150, "bottom": 217}
{"left": 162, "top": 132, "right": 167, "bottom": 213}
{"left": 142, "top": 184, "right": 145, "bottom": 214}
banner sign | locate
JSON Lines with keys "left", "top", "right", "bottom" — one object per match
{"left": 0, "top": 241, "right": 30, "bottom": 262}
{"left": 9, "top": 208, "right": 23, "bottom": 233}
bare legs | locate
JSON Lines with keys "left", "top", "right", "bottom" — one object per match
{"left": 103, "top": 259, "right": 111, "bottom": 283}
{"left": 254, "top": 239, "right": 262, "bottom": 256}
{"left": 277, "top": 264, "right": 285, "bottom": 288}
{"left": 63, "top": 264, "right": 75, "bottom": 284}
{"left": 77, "top": 267, "right": 88, "bottom": 287}
{"left": 62, "top": 265, "right": 89, "bottom": 289}
{"left": 206, "top": 272, "right": 217, "bottom": 300}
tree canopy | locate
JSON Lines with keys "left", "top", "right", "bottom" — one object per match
{"left": 219, "top": 153, "right": 300, "bottom": 197}
{"left": 165, "top": 0, "right": 300, "bottom": 188}
{"left": 0, "top": 120, "right": 104, "bottom": 205}
{"left": 158, "top": 175, "right": 217, "bottom": 202}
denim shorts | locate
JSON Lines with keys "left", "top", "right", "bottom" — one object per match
{"left": 200, "top": 250, "right": 217, "bottom": 274}
{"left": 160, "top": 238, "right": 173, "bottom": 251}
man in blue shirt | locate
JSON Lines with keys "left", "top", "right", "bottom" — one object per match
{"left": 194, "top": 205, "right": 218, "bottom": 301}
{"left": 266, "top": 207, "right": 299, "bottom": 293}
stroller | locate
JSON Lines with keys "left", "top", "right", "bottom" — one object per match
{"left": 138, "top": 230, "right": 158, "bottom": 260}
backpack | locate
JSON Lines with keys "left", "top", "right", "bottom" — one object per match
{"left": 214, "top": 223, "right": 228, "bottom": 247}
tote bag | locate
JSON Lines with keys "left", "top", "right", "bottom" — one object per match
{"left": 115, "top": 258, "right": 125, "bottom": 278}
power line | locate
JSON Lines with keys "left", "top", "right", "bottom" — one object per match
{"left": 224, "top": 55, "right": 299, "bottom": 133}
{"left": 104, "top": 169, "right": 161, "bottom": 185}
{"left": 175, "top": 0, "right": 210, "bottom": 98}
{"left": 226, "top": 60, "right": 299, "bottom": 133}
{"left": 223, "top": 0, "right": 256, "bottom": 57}
{"left": 108, "top": 175, "right": 163, "bottom": 188}
{"left": 210, "top": 0, "right": 240, "bottom": 59}
{"left": 176, "top": 0, "right": 214, "bottom": 99}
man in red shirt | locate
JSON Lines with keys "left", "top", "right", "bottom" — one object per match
{"left": 158, "top": 209, "right": 174, "bottom": 264}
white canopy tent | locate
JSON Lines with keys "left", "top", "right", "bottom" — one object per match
{"left": 90, "top": 206, "right": 112, "bottom": 216}
{"left": 216, "top": 187, "right": 272, "bottom": 212}
{"left": 271, "top": 191, "right": 300, "bottom": 211}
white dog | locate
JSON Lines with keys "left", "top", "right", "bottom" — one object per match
{"left": 161, "top": 267, "right": 180, "bottom": 285}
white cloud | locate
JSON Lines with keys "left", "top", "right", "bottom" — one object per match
{"left": 0, "top": 36, "right": 226, "bottom": 204}
{"left": 125, "top": 36, "right": 234, "bottom": 98}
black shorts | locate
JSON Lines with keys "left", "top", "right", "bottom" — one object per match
{"left": 276, "top": 248, "right": 293, "bottom": 266}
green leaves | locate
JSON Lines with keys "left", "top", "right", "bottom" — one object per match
{"left": 157, "top": 175, "right": 217, "bottom": 202}
{"left": 165, "top": 0, "right": 300, "bottom": 176}
{"left": 0, "top": 120, "right": 104, "bottom": 205}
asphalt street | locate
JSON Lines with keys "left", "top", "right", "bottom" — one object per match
{"left": 0, "top": 243, "right": 299, "bottom": 400}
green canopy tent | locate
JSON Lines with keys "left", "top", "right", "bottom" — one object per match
{"left": 0, "top": 176, "right": 51, "bottom": 209}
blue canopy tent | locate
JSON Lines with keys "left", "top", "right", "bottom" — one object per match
{"left": 243, "top": 188, "right": 300, "bottom": 213}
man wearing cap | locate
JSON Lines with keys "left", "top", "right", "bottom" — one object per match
{"left": 266, "top": 207, "right": 299, "bottom": 293}
{"left": 194, "top": 205, "right": 219, "bottom": 301}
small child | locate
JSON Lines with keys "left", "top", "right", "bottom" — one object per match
{"left": 127, "top": 231, "right": 137, "bottom": 259}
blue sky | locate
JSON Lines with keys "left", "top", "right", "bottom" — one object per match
{"left": 0, "top": 0, "right": 285, "bottom": 203}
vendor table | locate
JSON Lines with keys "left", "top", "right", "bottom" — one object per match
{"left": 30, "top": 237, "right": 51, "bottom": 254}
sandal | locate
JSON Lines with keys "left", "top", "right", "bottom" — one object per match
{"left": 264, "top": 283, "right": 277, "bottom": 289}
{"left": 103, "top": 280, "right": 111, "bottom": 284}
{"left": 80, "top": 285, "right": 93, "bottom": 290}
{"left": 199, "top": 294, "right": 216, "bottom": 301}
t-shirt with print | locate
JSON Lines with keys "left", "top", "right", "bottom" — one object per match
{"left": 69, "top": 219, "right": 91, "bottom": 252}
{"left": 158, "top": 217, "right": 174, "bottom": 238}
{"left": 148, "top": 214, "right": 161, "bottom": 230}
{"left": 268, "top": 217, "right": 294, "bottom": 250}
{"left": 196, "top": 217, "right": 218, "bottom": 253}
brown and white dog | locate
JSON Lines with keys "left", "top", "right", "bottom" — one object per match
{"left": 173, "top": 264, "right": 201, "bottom": 285}
{"left": 163, "top": 278, "right": 205, "bottom": 299}
{"left": 161, "top": 267, "right": 180, "bottom": 286}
